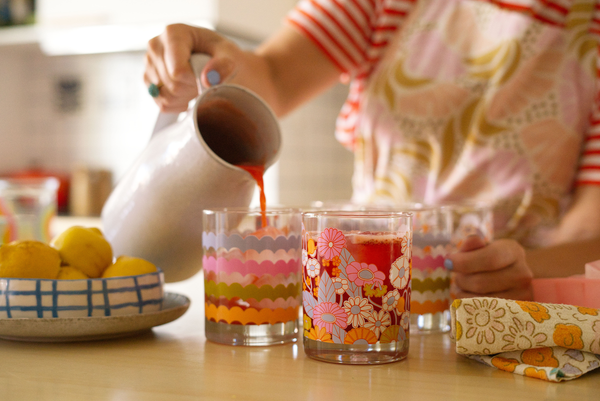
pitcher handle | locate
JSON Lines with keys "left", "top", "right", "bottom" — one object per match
{"left": 151, "top": 53, "right": 212, "bottom": 138}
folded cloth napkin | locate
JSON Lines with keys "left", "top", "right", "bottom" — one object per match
{"left": 450, "top": 297, "right": 600, "bottom": 382}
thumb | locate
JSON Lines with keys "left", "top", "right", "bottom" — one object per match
{"left": 200, "top": 57, "right": 237, "bottom": 88}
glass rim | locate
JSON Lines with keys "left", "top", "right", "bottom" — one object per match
{"left": 309, "top": 203, "right": 440, "bottom": 213}
{"left": 310, "top": 200, "right": 495, "bottom": 212}
{"left": 0, "top": 176, "right": 60, "bottom": 190}
{"left": 203, "top": 206, "right": 301, "bottom": 216}
{"left": 301, "top": 210, "right": 413, "bottom": 219}
{"left": 310, "top": 200, "right": 426, "bottom": 209}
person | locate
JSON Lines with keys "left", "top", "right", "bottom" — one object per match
{"left": 143, "top": 0, "right": 600, "bottom": 300}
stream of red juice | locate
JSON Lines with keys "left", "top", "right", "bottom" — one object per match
{"left": 237, "top": 165, "right": 267, "bottom": 227}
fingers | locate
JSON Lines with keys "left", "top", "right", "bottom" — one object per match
{"left": 458, "top": 234, "right": 487, "bottom": 252}
{"left": 162, "top": 24, "right": 198, "bottom": 81}
{"left": 452, "top": 263, "right": 532, "bottom": 295}
{"left": 447, "top": 238, "right": 534, "bottom": 300}
{"left": 188, "top": 28, "right": 241, "bottom": 87}
{"left": 144, "top": 59, "right": 165, "bottom": 102}
{"left": 145, "top": 41, "right": 196, "bottom": 112}
{"left": 448, "top": 239, "right": 525, "bottom": 274}
{"left": 200, "top": 56, "right": 237, "bottom": 88}
{"left": 144, "top": 24, "right": 209, "bottom": 113}
{"left": 160, "top": 24, "right": 239, "bottom": 85}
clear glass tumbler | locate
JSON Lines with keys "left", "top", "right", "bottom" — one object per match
{"left": 301, "top": 211, "right": 412, "bottom": 364}
{"left": 446, "top": 201, "right": 494, "bottom": 249}
{"left": 0, "top": 177, "right": 59, "bottom": 243}
{"left": 202, "top": 208, "right": 302, "bottom": 346}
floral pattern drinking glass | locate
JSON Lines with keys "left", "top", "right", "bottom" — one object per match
{"left": 301, "top": 211, "right": 412, "bottom": 364}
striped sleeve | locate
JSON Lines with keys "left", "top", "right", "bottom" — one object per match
{"left": 286, "top": 0, "right": 416, "bottom": 149}
{"left": 577, "top": 3, "right": 600, "bottom": 186}
{"left": 286, "top": 0, "right": 379, "bottom": 75}
{"left": 286, "top": 0, "right": 414, "bottom": 75}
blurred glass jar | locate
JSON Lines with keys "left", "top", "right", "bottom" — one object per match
{"left": 0, "top": 177, "right": 59, "bottom": 243}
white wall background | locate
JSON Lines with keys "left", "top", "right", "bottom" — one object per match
{"left": 0, "top": 44, "right": 156, "bottom": 179}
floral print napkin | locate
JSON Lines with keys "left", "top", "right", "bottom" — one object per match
{"left": 450, "top": 298, "right": 600, "bottom": 382}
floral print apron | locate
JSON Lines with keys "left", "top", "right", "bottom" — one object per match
{"left": 352, "top": 0, "right": 598, "bottom": 246}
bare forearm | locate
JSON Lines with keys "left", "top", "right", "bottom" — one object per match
{"left": 214, "top": 27, "right": 340, "bottom": 117}
{"left": 526, "top": 236, "right": 600, "bottom": 278}
{"left": 552, "top": 186, "right": 600, "bottom": 244}
{"left": 252, "top": 26, "right": 342, "bottom": 116}
{"left": 526, "top": 185, "right": 600, "bottom": 278}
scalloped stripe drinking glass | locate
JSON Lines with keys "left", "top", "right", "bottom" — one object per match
{"left": 202, "top": 208, "right": 302, "bottom": 346}
{"left": 409, "top": 206, "right": 453, "bottom": 333}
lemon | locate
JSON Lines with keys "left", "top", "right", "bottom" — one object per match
{"left": 57, "top": 266, "right": 89, "bottom": 280}
{"left": 51, "top": 226, "right": 113, "bottom": 278}
{"left": 102, "top": 256, "right": 157, "bottom": 278}
{"left": 0, "top": 240, "right": 61, "bottom": 279}
{"left": 88, "top": 227, "right": 104, "bottom": 237}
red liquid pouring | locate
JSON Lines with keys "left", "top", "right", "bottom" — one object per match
{"left": 196, "top": 98, "right": 269, "bottom": 227}
{"left": 238, "top": 165, "right": 267, "bottom": 227}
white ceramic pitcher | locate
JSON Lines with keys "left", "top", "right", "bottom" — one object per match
{"left": 101, "top": 55, "right": 281, "bottom": 282}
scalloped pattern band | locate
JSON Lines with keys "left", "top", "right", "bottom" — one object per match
{"left": 203, "top": 232, "right": 302, "bottom": 326}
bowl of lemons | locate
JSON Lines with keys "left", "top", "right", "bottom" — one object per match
{"left": 0, "top": 226, "right": 164, "bottom": 319}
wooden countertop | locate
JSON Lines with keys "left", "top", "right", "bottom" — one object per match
{"left": 1, "top": 217, "right": 592, "bottom": 399}
{"left": 0, "top": 271, "right": 598, "bottom": 401}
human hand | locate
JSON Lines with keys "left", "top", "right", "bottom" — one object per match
{"left": 144, "top": 24, "right": 239, "bottom": 113}
{"left": 446, "top": 236, "right": 534, "bottom": 301}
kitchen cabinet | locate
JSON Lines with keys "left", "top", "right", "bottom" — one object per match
{"left": 0, "top": 0, "right": 298, "bottom": 54}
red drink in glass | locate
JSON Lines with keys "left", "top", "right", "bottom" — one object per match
{"left": 344, "top": 233, "right": 406, "bottom": 274}
{"left": 302, "top": 211, "right": 412, "bottom": 365}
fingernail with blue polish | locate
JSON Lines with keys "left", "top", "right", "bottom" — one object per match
{"left": 444, "top": 258, "right": 453, "bottom": 271}
{"left": 207, "top": 70, "right": 221, "bottom": 86}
